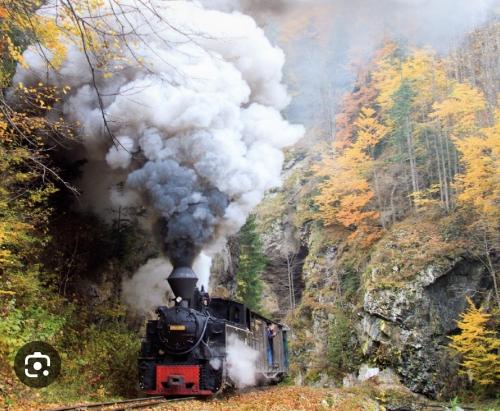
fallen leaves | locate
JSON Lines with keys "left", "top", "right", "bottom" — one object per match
{"left": 156, "top": 386, "right": 378, "bottom": 411}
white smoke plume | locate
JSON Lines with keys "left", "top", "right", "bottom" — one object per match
{"left": 198, "top": 0, "right": 291, "bottom": 13}
{"left": 209, "top": 357, "right": 222, "bottom": 370}
{"left": 225, "top": 334, "right": 259, "bottom": 388}
{"left": 13, "top": 0, "right": 304, "bottom": 297}
{"left": 122, "top": 253, "right": 212, "bottom": 316}
{"left": 121, "top": 258, "right": 172, "bottom": 316}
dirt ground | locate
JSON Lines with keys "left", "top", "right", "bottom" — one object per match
{"left": 18, "top": 383, "right": 496, "bottom": 411}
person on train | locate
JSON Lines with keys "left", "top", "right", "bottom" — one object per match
{"left": 266, "top": 322, "right": 276, "bottom": 366}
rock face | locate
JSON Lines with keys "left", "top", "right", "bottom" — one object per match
{"left": 359, "top": 257, "right": 492, "bottom": 397}
{"left": 259, "top": 213, "right": 308, "bottom": 317}
{"left": 209, "top": 238, "right": 239, "bottom": 298}
{"left": 254, "top": 178, "right": 495, "bottom": 398}
{"left": 236, "top": 136, "right": 497, "bottom": 399}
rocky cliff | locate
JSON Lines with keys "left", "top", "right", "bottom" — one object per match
{"left": 237, "top": 136, "right": 496, "bottom": 399}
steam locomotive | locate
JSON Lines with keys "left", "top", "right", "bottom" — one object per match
{"left": 138, "top": 266, "right": 289, "bottom": 397}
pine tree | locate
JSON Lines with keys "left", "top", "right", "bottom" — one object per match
{"left": 389, "top": 80, "right": 420, "bottom": 201}
{"left": 236, "top": 215, "right": 267, "bottom": 312}
{"left": 449, "top": 298, "right": 500, "bottom": 386}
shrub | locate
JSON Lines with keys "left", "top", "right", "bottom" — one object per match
{"left": 327, "top": 310, "right": 361, "bottom": 377}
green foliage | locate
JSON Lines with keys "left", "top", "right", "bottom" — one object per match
{"left": 388, "top": 80, "right": 416, "bottom": 154}
{"left": 278, "top": 375, "right": 294, "bottom": 386}
{"left": 327, "top": 310, "right": 361, "bottom": 377}
{"left": 340, "top": 266, "right": 361, "bottom": 299}
{"left": 0, "top": 300, "right": 67, "bottom": 356}
{"left": 446, "top": 397, "right": 462, "bottom": 411}
{"left": 303, "top": 369, "right": 321, "bottom": 384}
{"left": 235, "top": 215, "right": 267, "bottom": 312}
{"left": 55, "top": 310, "right": 139, "bottom": 400}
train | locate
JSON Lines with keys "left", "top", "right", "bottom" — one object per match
{"left": 138, "top": 266, "right": 289, "bottom": 397}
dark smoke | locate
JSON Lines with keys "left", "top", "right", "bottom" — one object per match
{"left": 127, "top": 159, "right": 229, "bottom": 267}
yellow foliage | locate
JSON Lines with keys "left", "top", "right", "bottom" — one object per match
{"left": 449, "top": 298, "right": 500, "bottom": 386}
{"left": 0, "top": 104, "right": 68, "bottom": 284}
{"left": 453, "top": 108, "right": 500, "bottom": 227}
{"left": 409, "top": 184, "right": 441, "bottom": 208}
{"left": 372, "top": 43, "right": 402, "bottom": 113}
{"left": 314, "top": 107, "right": 386, "bottom": 244}
{"left": 431, "top": 82, "right": 487, "bottom": 138}
{"left": 373, "top": 46, "right": 448, "bottom": 115}
{"left": 0, "top": 1, "right": 70, "bottom": 84}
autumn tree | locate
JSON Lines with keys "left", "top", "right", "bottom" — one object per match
{"left": 0, "top": 0, "right": 76, "bottom": 359}
{"left": 0, "top": 2, "right": 149, "bottom": 400}
{"left": 449, "top": 298, "right": 500, "bottom": 387}
{"left": 334, "top": 68, "right": 378, "bottom": 148}
{"left": 432, "top": 84, "right": 497, "bottom": 306}
{"left": 314, "top": 107, "right": 386, "bottom": 244}
{"left": 371, "top": 46, "right": 463, "bottom": 213}
{"left": 432, "top": 82, "right": 487, "bottom": 139}
{"left": 430, "top": 81, "right": 487, "bottom": 207}
{"left": 452, "top": 109, "right": 500, "bottom": 307}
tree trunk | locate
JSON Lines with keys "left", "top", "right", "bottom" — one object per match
{"left": 405, "top": 116, "right": 419, "bottom": 207}
{"left": 483, "top": 228, "right": 500, "bottom": 309}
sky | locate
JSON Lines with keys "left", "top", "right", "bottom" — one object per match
{"left": 252, "top": 0, "right": 500, "bottom": 127}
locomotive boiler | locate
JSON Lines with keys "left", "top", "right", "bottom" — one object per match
{"left": 138, "top": 266, "right": 289, "bottom": 397}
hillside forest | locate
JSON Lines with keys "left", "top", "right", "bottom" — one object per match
{"left": 0, "top": 1, "right": 499, "bottom": 410}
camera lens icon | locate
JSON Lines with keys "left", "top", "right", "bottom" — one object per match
{"left": 15, "top": 342, "right": 61, "bottom": 388}
{"left": 25, "top": 351, "right": 51, "bottom": 378}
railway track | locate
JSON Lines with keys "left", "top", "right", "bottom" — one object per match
{"left": 41, "top": 389, "right": 478, "bottom": 411}
{"left": 45, "top": 396, "right": 196, "bottom": 411}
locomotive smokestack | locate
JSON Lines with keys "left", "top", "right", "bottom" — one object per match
{"left": 167, "top": 266, "right": 197, "bottom": 302}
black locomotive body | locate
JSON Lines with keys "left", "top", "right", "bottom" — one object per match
{"left": 138, "top": 266, "right": 289, "bottom": 397}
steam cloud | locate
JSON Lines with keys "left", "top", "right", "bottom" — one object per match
{"left": 198, "top": 0, "right": 291, "bottom": 13}
{"left": 13, "top": 0, "right": 304, "bottom": 295}
{"left": 226, "top": 334, "right": 260, "bottom": 388}
{"left": 122, "top": 253, "right": 212, "bottom": 316}
{"left": 121, "top": 258, "right": 172, "bottom": 316}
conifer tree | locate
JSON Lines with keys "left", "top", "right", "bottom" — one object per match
{"left": 236, "top": 215, "right": 266, "bottom": 312}
{"left": 389, "top": 80, "right": 420, "bottom": 200}
{"left": 449, "top": 298, "right": 500, "bottom": 386}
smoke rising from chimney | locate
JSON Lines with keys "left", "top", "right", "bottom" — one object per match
{"left": 13, "top": 0, "right": 304, "bottom": 299}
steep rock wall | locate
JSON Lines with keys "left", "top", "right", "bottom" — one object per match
{"left": 360, "top": 257, "right": 492, "bottom": 396}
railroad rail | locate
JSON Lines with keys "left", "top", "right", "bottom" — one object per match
{"left": 384, "top": 401, "right": 476, "bottom": 411}
{"left": 45, "top": 396, "right": 196, "bottom": 411}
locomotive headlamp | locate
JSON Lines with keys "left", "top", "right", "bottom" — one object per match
{"left": 175, "top": 296, "right": 183, "bottom": 304}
